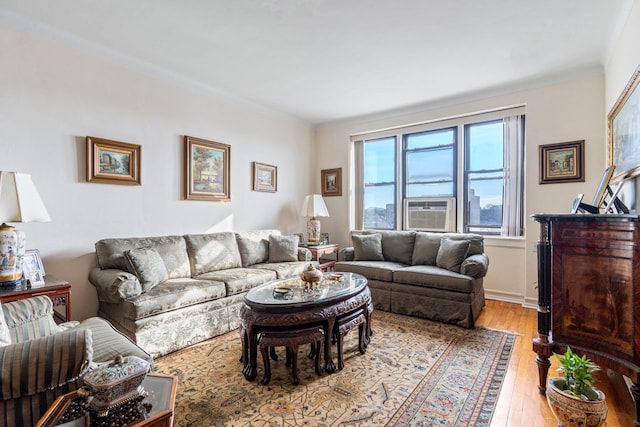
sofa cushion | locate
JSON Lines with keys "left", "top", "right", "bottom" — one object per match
{"left": 124, "top": 247, "right": 169, "bottom": 292}
{"left": 184, "top": 232, "right": 242, "bottom": 275}
{"left": 95, "top": 235, "right": 191, "bottom": 279}
{"left": 365, "top": 230, "right": 415, "bottom": 264}
{"left": 353, "top": 234, "right": 384, "bottom": 261}
{"left": 253, "top": 261, "right": 312, "bottom": 279}
{"left": 119, "top": 277, "right": 227, "bottom": 320}
{"left": 460, "top": 253, "right": 490, "bottom": 278}
{"left": 195, "top": 268, "right": 276, "bottom": 296}
{"left": 442, "top": 232, "right": 484, "bottom": 256}
{"left": 436, "top": 238, "right": 470, "bottom": 273}
{"left": 411, "top": 232, "right": 442, "bottom": 265}
{"left": 333, "top": 260, "right": 405, "bottom": 282}
{"left": 1, "top": 296, "right": 61, "bottom": 342}
{"left": 393, "top": 265, "right": 476, "bottom": 293}
{"left": 268, "top": 234, "right": 299, "bottom": 262}
{"left": 235, "top": 229, "right": 281, "bottom": 267}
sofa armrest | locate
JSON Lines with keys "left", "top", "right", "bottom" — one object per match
{"left": 0, "top": 328, "right": 93, "bottom": 400}
{"left": 338, "top": 247, "right": 355, "bottom": 262}
{"left": 460, "top": 253, "right": 489, "bottom": 279}
{"left": 297, "top": 247, "right": 312, "bottom": 262}
{"left": 89, "top": 268, "right": 142, "bottom": 303}
{"left": 1, "top": 296, "right": 61, "bottom": 342}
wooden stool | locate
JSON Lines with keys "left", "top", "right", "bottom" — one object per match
{"left": 334, "top": 308, "right": 367, "bottom": 371}
{"left": 258, "top": 325, "right": 324, "bottom": 385}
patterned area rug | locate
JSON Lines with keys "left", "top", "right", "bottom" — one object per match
{"left": 153, "top": 311, "right": 515, "bottom": 427}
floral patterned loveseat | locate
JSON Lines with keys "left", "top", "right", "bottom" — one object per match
{"left": 89, "top": 229, "right": 312, "bottom": 357}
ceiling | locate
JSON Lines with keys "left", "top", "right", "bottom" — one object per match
{"left": 0, "top": 0, "right": 633, "bottom": 124}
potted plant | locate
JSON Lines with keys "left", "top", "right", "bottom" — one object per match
{"left": 546, "top": 347, "right": 608, "bottom": 427}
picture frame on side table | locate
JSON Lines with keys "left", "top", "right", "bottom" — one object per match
{"left": 252, "top": 162, "right": 277, "bottom": 192}
{"left": 609, "top": 64, "right": 640, "bottom": 182}
{"left": 184, "top": 136, "right": 231, "bottom": 201}
{"left": 86, "top": 136, "right": 141, "bottom": 185}
{"left": 28, "top": 270, "right": 45, "bottom": 287}
{"left": 294, "top": 233, "right": 304, "bottom": 245}
{"left": 321, "top": 168, "right": 342, "bottom": 196}
{"left": 539, "top": 140, "right": 584, "bottom": 184}
{"left": 23, "top": 249, "right": 45, "bottom": 279}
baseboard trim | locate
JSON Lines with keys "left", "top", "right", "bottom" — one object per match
{"left": 484, "top": 289, "right": 537, "bottom": 309}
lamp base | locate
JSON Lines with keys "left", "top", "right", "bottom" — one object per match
{"left": 306, "top": 217, "right": 321, "bottom": 244}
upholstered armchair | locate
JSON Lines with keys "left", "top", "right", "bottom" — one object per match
{"left": 0, "top": 296, "right": 152, "bottom": 427}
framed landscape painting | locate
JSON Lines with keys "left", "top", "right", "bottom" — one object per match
{"left": 86, "top": 136, "right": 141, "bottom": 185}
{"left": 252, "top": 162, "right": 277, "bottom": 192}
{"left": 609, "top": 64, "right": 640, "bottom": 182}
{"left": 539, "top": 140, "right": 584, "bottom": 184}
{"left": 184, "top": 136, "right": 231, "bottom": 201}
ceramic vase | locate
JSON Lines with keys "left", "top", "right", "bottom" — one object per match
{"left": 546, "top": 377, "right": 608, "bottom": 427}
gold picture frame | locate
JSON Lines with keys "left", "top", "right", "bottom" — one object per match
{"left": 608, "top": 63, "right": 640, "bottom": 182}
{"left": 321, "top": 168, "right": 342, "bottom": 196}
{"left": 184, "top": 136, "right": 231, "bottom": 201}
{"left": 86, "top": 136, "right": 141, "bottom": 185}
{"left": 252, "top": 162, "right": 277, "bottom": 192}
{"left": 539, "top": 140, "right": 584, "bottom": 184}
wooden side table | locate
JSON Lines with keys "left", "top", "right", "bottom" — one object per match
{"left": 0, "top": 275, "right": 71, "bottom": 322}
{"left": 303, "top": 243, "right": 339, "bottom": 272}
{"left": 37, "top": 375, "right": 178, "bottom": 427}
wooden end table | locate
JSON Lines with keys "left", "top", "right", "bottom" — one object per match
{"left": 0, "top": 275, "right": 71, "bottom": 322}
{"left": 37, "top": 374, "right": 177, "bottom": 427}
{"left": 303, "top": 243, "right": 339, "bottom": 271}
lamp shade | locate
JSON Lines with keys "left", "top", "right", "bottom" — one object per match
{"left": 300, "top": 194, "right": 329, "bottom": 218}
{"left": 0, "top": 172, "right": 51, "bottom": 223}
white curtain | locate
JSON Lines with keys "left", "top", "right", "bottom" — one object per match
{"left": 353, "top": 140, "right": 364, "bottom": 230}
{"left": 502, "top": 115, "right": 524, "bottom": 236}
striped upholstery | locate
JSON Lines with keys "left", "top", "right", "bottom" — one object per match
{"left": 1, "top": 296, "right": 61, "bottom": 342}
{"left": 0, "top": 296, "right": 151, "bottom": 426}
{"left": 0, "top": 328, "right": 92, "bottom": 426}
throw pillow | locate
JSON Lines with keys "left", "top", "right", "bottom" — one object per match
{"left": 268, "top": 235, "right": 299, "bottom": 262}
{"left": 353, "top": 233, "right": 384, "bottom": 261}
{"left": 436, "top": 238, "right": 471, "bottom": 273}
{"left": 124, "top": 247, "right": 169, "bottom": 292}
{"left": 411, "top": 232, "right": 442, "bottom": 265}
{"left": 0, "top": 302, "right": 11, "bottom": 347}
{"left": 236, "top": 235, "right": 270, "bottom": 267}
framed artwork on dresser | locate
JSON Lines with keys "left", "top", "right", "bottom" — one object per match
{"left": 609, "top": 63, "right": 640, "bottom": 182}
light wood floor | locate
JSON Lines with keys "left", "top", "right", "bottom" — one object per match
{"left": 477, "top": 300, "right": 636, "bottom": 427}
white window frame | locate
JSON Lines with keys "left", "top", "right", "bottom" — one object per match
{"left": 352, "top": 105, "right": 525, "bottom": 236}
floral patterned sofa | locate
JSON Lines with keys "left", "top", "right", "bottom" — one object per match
{"left": 335, "top": 230, "right": 488, "bottom": 328}
{"left": 89, "top": 229, "right": 312, "bottom": 357}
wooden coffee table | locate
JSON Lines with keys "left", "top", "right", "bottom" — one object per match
{"left": 36, "top": 375, "right": 177, "bottom": 427}
{"left": 240, "top": 272, "right": 372, "bottom": 380}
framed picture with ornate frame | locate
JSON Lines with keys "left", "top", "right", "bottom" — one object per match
{"left": 184, "top": 135, "right": 231, "bottom": 201}
{"left": 321, "top": 168, "right": 342, "bottom": 196}
{"left": 539, "top": 140, "right": 584, "bottom": 184}
{"left": 86, "top": 136, "right": 141, "bottom": 185}
{"left": 609, "top": 63, "right": 640, "bottom": 182}
{"left": 252, "top": 162, "right": 277, "bottom": 192}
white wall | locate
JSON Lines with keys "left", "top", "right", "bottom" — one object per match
{"left": 315, "top": 73, "right": 606, "bottom": 306}
{"left": 0, "top": 27, "right": 314, "bottom": 320}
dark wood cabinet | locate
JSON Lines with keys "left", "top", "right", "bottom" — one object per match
{"left": 532, "top": 214, "right": 640, "bottom": 423}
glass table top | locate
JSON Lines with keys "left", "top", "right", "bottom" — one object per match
{"left": 244, "top": 272, "right": 367, "bottom": 308}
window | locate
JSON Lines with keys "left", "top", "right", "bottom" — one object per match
{"left": 354, "top": 108, "right": 525, "bottom": 236}
{"left": 363, "top": 137, "right": 396, "bottom": 229}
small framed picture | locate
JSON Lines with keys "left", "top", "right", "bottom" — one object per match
{"left": 321, "top": 168, "right": 342, "bottom": 197}
{"left": 23, "top": 249, "right": 45, "bottom": 278}
{"left": 252, "top": 162, "right": 277, "bottom": 192}
{"left": 86, "top": 136, "right": 141, "bottom": 185}
{"left": 539, "top": 140, "right": 585, "bottom": 184}
{"left": 294, "top": 233, "right": 304, "bottom": 245}
{"left": 321, "top": 233, "right": 330, "bottom": 244}
{"left": 28, "top": 270, "right": 45, "bottom": 287}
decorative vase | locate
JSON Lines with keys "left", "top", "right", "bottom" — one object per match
{"left": 300, "top": 264, "right": 322, "bottom": 289}
{"left": 0, "top": 224, "right": 25, "bottom": 285}
{"left": 546, "top": 378, "right": 608, "bottom": 427}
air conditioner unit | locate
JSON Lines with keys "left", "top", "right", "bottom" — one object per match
{"left": 404, "top": 198, "right": 456, "bottom": 232}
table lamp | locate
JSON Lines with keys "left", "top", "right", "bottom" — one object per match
{"left": 300, "top": 194, "right": 329, "bottom": 244}
{"left": 0, "top": 172, "right": 51, "bottom": 286}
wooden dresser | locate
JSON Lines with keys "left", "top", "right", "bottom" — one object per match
{"left": 532, "top": 214, "right": 640, "bottom": 423}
